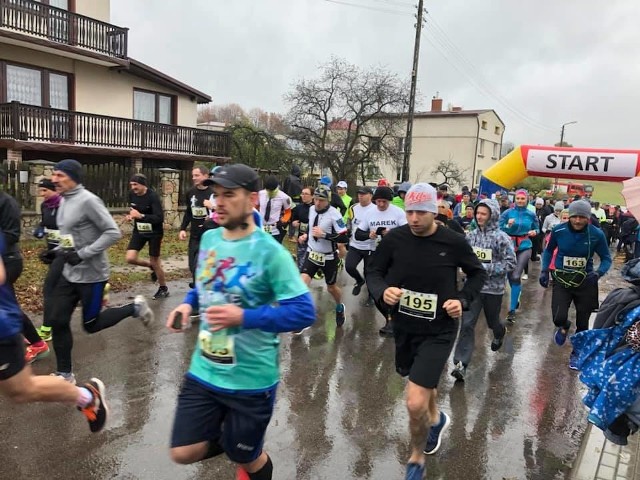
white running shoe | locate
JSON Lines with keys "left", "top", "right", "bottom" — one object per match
{"left": 50, "top": 372, "right": 76, "bottom": 385}
{"left": 522, "top": 274, "right": 529, "bottom": 280}
{"left": 134, "top": 295, "right": 154, "bottom": 326}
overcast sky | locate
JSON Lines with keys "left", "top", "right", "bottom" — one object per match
{"left": 112, "top": 0, "right": 639, "bottom": 149}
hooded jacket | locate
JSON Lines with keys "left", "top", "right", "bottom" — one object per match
{"left": 466, "top": 199, "right": 516, "bottom": 295}
{"left": 282, "top": 164, "right": 303, "bottom": 200}
{"left": 499, "top": 204, "right": 539, "bottom": 252}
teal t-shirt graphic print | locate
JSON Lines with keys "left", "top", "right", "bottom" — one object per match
{"left": 188, "top": 227, "right": 309, "bottom": 392}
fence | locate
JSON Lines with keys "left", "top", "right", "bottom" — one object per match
{"left": 1, "top": 161, "right": 32, "bottom": 209}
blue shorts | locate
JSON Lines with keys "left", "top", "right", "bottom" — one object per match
{"left": 171, "top": 375, "right": 277, "bottom": 464}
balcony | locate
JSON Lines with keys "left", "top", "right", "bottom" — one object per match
{"left": 0, "top": 0, "right": 128, "bottom": 60}
{"left": 0, "top": 102, "right": 231, "bottom": 158}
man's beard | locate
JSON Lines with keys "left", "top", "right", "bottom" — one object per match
{"left": 222, "top": 211, "right": 253, "bottom": 231}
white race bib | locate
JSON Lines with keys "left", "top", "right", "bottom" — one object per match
{"left": 263, "top": 224, "right": 274, "bottom": 234}
{"left": 137, "top": 222, "right": 153, "bottom": 233}
{"left": 398, "top": 290, "right": 438, "bottom": 320}
{"left": 308, "top": 251, "right": 326, "bottom": 266}
{"left": 45, "top": 228, "right": 60, "bottom": 244}
{"left": 191, "top": 206, "right": 207, "bottom": 219}
{"left": 58, "top": 234, "right": 75, "bottom": 249}
{"left": 199, "top": 330, "right": 235, "bottom": 365}
{"left": 563, "top": 256, "right": 587, "bottom": 269}
{"left": 473, "top": 247, "right": 492, "bottom": 264}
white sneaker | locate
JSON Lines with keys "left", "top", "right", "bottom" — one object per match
{"left": 50, "top": 372, "right": 76, "bottom": 385}
{"left": 134, "top": 295, "right": 154, "bottom": 326}
{"left": 522, "top": 274, "right": 529, "bottom": 280}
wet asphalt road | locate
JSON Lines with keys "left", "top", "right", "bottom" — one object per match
{"left": 0, "top": 261, "right": 593, "bottom": 480}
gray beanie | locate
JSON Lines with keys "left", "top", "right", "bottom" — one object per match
{"left": 568, "top": 200, "right": 591, "bottom": 218}
{"left": 553, "top": 201, "right": 564, "bottom": 212}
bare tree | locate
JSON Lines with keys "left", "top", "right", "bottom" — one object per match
{"left": 197, "top": 103, "right": 248, "bottom": 125}
{"left": 500, "top": 141, "right": 515, "bottom": 158}
{"left": 430, "top": 157, "right": 469, "bottom": 189}
{"left": 285, "top": 57, "right": 409, "bottom": 184}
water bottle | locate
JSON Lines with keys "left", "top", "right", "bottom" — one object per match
{"left": 199, "top": 280, "right": 228, "bottom": 350}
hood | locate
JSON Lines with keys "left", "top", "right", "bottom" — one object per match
{"left": 475, "top": 198, "right": 500, "bottom": 230}
{"left": 622, "top": 259, "right": 640, "bottom": 286}
{"left": 291, "top": 164, "right": 301, "bottom": 177}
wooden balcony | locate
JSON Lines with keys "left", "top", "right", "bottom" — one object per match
{"left": 0, "top": 0, "right": 128, "bottom": 60}
{"left": 0, "top": 102, "right": 231, "bottom": 158}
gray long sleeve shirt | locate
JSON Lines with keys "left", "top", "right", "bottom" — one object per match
{"left": 57, "top": 185, "right": 122, "bottom": 283}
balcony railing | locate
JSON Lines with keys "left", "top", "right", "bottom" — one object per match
{"left": 0, "top": 0, "right": 128, "bottom": 59}
{"left": 0, "top": 102, "right": 231, "bottom": 158}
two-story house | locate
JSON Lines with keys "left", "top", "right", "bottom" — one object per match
{"left": 380, "top": 97, "right": 505, "bottom": 188}
{"left": 0, "top": 0, "right": 230, "bottom": 211}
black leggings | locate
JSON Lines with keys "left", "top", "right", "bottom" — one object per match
{"left": 345, "top": 247, "right": 372, "bottom": 285}
{"left": 454, "top": 293, "right": 505, "bottom": 367}
{"left": 3, "top": 254, "right": 41, "bottom": 345}
{"left": 42, "top": 255, "right": 65, "bottom": 329}
{"left": 551, "top": 279, "right": 599, "bottom": 333}
{"left": 188, "top": 235, "right": 201, "bottom": 283}
{"left": 50, "top": 277, "right": 135, "bottom": 373}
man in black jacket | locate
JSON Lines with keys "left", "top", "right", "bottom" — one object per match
{"left": 282, "top": 164, "right": 303, "bottom": 204}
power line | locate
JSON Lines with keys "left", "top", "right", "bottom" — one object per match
{"left": 322, "top": 0, "right": 413, "bottom": 17}
{"left": 370, "top": 0, "right": 416, "bottom": 8}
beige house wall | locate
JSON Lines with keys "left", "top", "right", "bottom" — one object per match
{"left": 75, "top": 0, "right": 111, "bottom": 24}
{"left": 1, "top": 45, "right": 199, "bottom": 127}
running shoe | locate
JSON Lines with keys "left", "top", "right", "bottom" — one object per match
{"left": 102, "top": 283, "right": 111, "bottom": 307}
{"left": 133, "top": 295, "right": 154, "bottom": 326}
{"left": 78, "top": 378, "right": 108, "bottom": 433}
{"left": 506, "top": 310, "right": 516, "bottom": 324}
{"left": 522, "top": 273, "right": 529, "bottom": 280}
{"left": 314, "top": 270, "right": 324, "bottom": 280}
{"left": 25, "top": 342, "right": 50, "bottom": 364}
{"left": 424, "top": 411, "right": 451, "bottom": 455}
{"left": 292, "top": 327, "right": 310, "bottom": 336}
{"left": 336, "top": 303, "right": 346, "bottom": 327}
{"left": 236, "top": 467, "right": 250, "bottom": 480}
{"left": 352, "top": 280, "right": 365, "bottom": 296}
{"left": 569, "top": 352, "right": 579, "bottom": 371}
{"left": 152, "top": 286, "right": 170, "bottom": 299}
{"left": 50, "top": 372, "right": 76, "bottom": 385}
{"left": 188, "top": 282, "right": 195, "bottom": 289}
{"left": 379, "top": 321, "right": 393, "bottom": 337}
{"left": 405, "top": 462, "right": 425, "bottom": 480}
{"left": 451, "top": 362, "right": 466, "bottom": 382}
{"left": 150, "top": 269, "right": 158, "bottom": 283}
{"left": 36, "top": 326, "right": 52, "bottom": 342}
{"left": 554, "top": 327, "right": 568, "bottom": 346}
{"left": 360, "top": 297, "right": 375, "bottom": 308}
{"left": 491, "top": 335, "right": 505, "bottom": 352}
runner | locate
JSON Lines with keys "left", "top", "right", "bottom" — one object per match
{"left": 34, "top": 178, "right": 63, "bottom": 342}
{"left": 539, "top": 199, "right": 612, "bottom": 369}
{"left": 436, "top": 199, "right": 465, "bottom": 234}
{"left": 366, "top": 183, "right": 486, "bottom": 480}
{"left": 179, "top": 166, "right": 213, "bottom": 288}
{"left": 319, "top": 176, "right": 347, "bottom": 216}
{"left": 165, "top": 163, "right": 315, "bottom": 480}
{"left": 542, "top": 201, "right": 566, "bottom": 237}
{"left": 392, "top": 182, "right": 412, "bottom": 210}
{"left": 300, "top": 185, "right": 349, "bottom": 328}
{"left": 282, "top": 164, "right": 303, "bottom": 204}
{"left": 451, "top": 199, "right": 516, "bottom": 381}
{"left": 499, "top": 188, "right": 539, "bottom": 324}
{"left": 354, "top": 186, "right": 407, "bottom": 332}
{"left": 258, "top": 176, "right": 292, "bottom": 244}
{"left": 456, "top": 204, "right": 475, "bottom": 231}
{"left": 290, "top": 186, "right": 314, "bottom": 270}
{"left": 0, "top": 188, "right": 49, "bottom": 363}
{"left": 336, "top": 180, "right": 353, "bottom": 221}
{"left": 125, "top": 174, "right": 169, "bottom": 299}
{"left": 345, "top": 186, "right": 376, "bottom": 299}
{"left": 0, "top": 230, "right": 108, "bottom": 431}
{"left": 48, "top": 159, "right": 154, "bottom": 384}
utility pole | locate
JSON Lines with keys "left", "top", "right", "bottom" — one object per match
{"left": 555, "top": 121, "right": 577, "bottom": 190}
{"left": 401, "top": 0, "right": 425, "bottom": 183}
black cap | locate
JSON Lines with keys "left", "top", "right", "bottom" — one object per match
{"left": 357, "top": 186, "right": 373, "bottom": 194}
{"left": 372, "top": 186, "right": 394, "bottom": 201}
{"left": 38, "top": 178, "right": 57, "bottom": 191}
{"left": 264, "top": 175, "right": 278, "bottom": 191}
{"left": 204, "top": 163, "right": 259, "bottom": 192}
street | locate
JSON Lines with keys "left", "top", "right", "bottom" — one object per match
{"left": 0, "top": 263, "right": 592, "bottom": 480}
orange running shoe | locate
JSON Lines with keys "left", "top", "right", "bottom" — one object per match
{"left": 25, "top": 342, "right": 50, "bottom": 364}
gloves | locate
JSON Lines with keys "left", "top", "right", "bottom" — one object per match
{"left": 38, "top": 249, "right": 56, "bottom": 265}
{"left": 539, "top": 270, "right": 550, "bottom": 288}
{"left": 62, "top": 249, "right": 83, "bottom": 266}
{"left": 585, "top": 271, "right": 600, "bottom": 286}
{"left": 33, "top": 226, "right": 45, "bottom": 239}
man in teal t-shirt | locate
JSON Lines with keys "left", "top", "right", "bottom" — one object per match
{"left": 166, "top": 163, "right": 315, "bottom": 480}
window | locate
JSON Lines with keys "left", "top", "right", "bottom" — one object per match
{"left": 476, "top": 170, "right": 483, "bottom": 185}
{"left": 134, "top": 89, "right": 175, "bottom": 124}
{"left": 481, "top": 120, "right": 487, "bottom": 130}
{"left": 494, "top": 126, "right": 500, "bottom": 135}
{"left": 2, "top": 62, "right": 71, "bottom": 109}
{"left": 368, "top": 136, "right": 381, "bottom": 153}
{"left": 478, "top": 139, "right": 485, "bottom": 156}
{"left": 492, "top": 142, "right": 498, "bottom": 159}
{"left": 397, "top": 136, "right": 405, "bottom": 154}
{"left": 396, "top": 165, "right": 403, "bottom": 182}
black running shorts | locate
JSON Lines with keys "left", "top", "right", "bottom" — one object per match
{"left": 301, "top": 255, "right": 339, "bottom": 285}
{"left": 127, "top": 232, "right": 163, "bottom": 258}
{"left": 394, "top": 328, "right": 457, "bottom": 389}
{"left": 0, "top": 334, "right": 25, "bottom": 381}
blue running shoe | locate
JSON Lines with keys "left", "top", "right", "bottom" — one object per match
{"left": 405, "top": 462, "right": 425, "bottom": 480}
{"left": 336, "top": 303, "right": 346, "bottom": 327}
{"left": 554, "top": 327, "right": 568, "bottom": 346}
{"left": 424, "top": 411, "right": 450, "bottom": 455}
{"left": 569, "top": 352, "right": 579, "bottom": 370}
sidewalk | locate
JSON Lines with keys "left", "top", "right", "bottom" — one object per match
{"left": 572, "top": 424, "right": 640, "bottom": 480}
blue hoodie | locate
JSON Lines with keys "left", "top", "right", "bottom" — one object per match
{"left": 0, "top": 233, "right": 22, "bottom": 340}
{"left": 499, "top": 204, "right": 539, "bottom": 252}
{"left": 467, "top": 199, "right": 517, "bottom": 295}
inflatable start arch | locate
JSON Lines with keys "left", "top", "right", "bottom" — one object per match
{"left": 478, "top": 145, "right": 640, "bottom": 196}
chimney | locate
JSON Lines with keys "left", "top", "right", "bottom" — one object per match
{"left": 451, "top": 106, "right": 462, "bottom": 112}
{"left": 431, "top": 97, "right": 443, "bottom": 112}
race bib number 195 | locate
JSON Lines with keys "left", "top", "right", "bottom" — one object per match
{"left": 398, "top": 290, "right": 437, "bottom": 320}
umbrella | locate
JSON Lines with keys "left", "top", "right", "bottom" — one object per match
{"left": 622, "top": 176, "right": 640, "bottom": 219}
